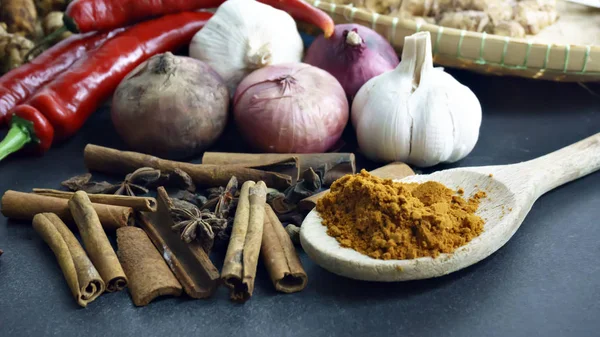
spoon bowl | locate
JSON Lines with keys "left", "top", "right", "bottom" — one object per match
{"left": 300, "top": 133, "right": 600, "bottom": 281}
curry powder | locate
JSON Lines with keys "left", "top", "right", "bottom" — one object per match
{"left": 316, "top": 170, "right": 486, "bottom": 260}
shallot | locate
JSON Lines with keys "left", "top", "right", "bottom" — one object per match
{"left": 233, "top": 63, "right": 348, "bottom": 153}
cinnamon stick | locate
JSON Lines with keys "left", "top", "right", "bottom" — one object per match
{"left": 33, "top": 189, "right": 157, "bottom": 212}
{"left": 261, "top": 205, "right": 307, "bottom": 293}
{"left": 139, "top": 187, "right": 220, "bottom": 299}
{"left": 1, "top": 190, "right": 133, "bottom": 230}
{"left": 84, "top": 144, "right": 295, "bottom": 189}
{"left": 202, "top": 152, "right": 356, "bottom": 186}
{"left": 32, "top": 213, "right": 105, "bottom": 307}
{"left": 117, "top": 227, "right": 182, "bottom": 306}
{"left": 221, "top": 180, "right": 267, "bottom": 302}
{"left": 69, "top": 191, "right": 128, "bottom": 292}
{"left": 298, "top": 162, "right": 416, "bottom": 212}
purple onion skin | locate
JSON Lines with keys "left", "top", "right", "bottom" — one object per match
{"left": 233, "top": 63, "right": 349, "bottom": 154}
{"left": 304, "top": 24, "right": 399, "bottom": 99}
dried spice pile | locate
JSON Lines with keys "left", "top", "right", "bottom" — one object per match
{"left": 336, "top": 0, "right": 559, "bottom": 38}
{"left": 317, "top": 170, "right": 486, "bottom": 260}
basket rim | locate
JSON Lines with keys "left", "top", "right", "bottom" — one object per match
{"left": 311, "top": 0, "right": 600, "bottom": 76}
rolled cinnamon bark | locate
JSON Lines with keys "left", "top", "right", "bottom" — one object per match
{"left": 1, "top": 190, "right": 133, "bottom": 230}
{"left": 261, "top": 205, "right": 307, "bottom": 293}
{"left": 202, "top": 152, "right": 356, "bottom": 186}
{"left": 69, "top": 191, "right": 128, "bottom": 292}
{"left": 139, "top": 187, "right": 220, "bottom": 299}
{"left": 117, "top": 227, "right": 182, "bottom": 306}
{"left": 221, "top": 180, "right": 267, "bottom": 302}
{"left": 297, "top": 162, "right": 416, "bottom": 212}
{"left": 32, "top": 213, "right": 105, "bottom": 307}
{"left": 32, "top": 189, "right": 157, "bottom": 212}
{"left": 84, "top": 144, "right": 294, "bottom": 189}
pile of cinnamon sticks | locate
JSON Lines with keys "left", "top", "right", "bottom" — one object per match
{"left": 0, "top": 144, "right": 361, "bottom": 305}
{"left": 31, "top": 192, "right": 129, "bottom": 307}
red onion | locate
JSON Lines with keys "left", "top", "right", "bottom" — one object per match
{"left": 233, "top": 63, "right": 348, "bottom": 153}
{"left": 304, "top": 24, "right": 399, "bottom": 99}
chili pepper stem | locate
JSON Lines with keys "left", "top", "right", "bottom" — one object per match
{"left": 0, "top": 116, "right": 35, "bottom": 161}
{"left": 24, "top": 27, "right": 70, "bottom": 62}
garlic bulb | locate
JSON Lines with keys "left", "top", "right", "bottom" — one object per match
{"left": 351, "top": 31, "right": 482, "bottom": 167}
{"left": 189, "top": 0, "right": 304, "bottom": 94}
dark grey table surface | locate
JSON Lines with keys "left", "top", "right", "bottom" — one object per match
{"left": 0, "top": 70, "right": 599, "bottom": 337}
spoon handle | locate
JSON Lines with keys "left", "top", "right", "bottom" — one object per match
{"left": 517, "top": 133, "right": 600, "bottom": 196}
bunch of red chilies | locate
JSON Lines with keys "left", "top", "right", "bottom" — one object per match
{"left": 0, "top": 0, "right": 334, "bottom": 161}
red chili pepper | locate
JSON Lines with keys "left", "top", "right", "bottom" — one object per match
{"left": 0, "top": 12, "right": 213, "bottom": 161}
{"left": 258, "top": 0, "right": 334, "bottom": 37}
{"left": 63, "top": 0, "right": 334, "bottom": 37}
{"left": 0, "top": 30, "right": 122, "bottom": 127}
{"left": 1, "top": 106, "right": 54, "bottom": 160}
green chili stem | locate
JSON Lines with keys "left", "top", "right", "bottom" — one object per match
{"left": 23, "top": 26, "right": 69, "bottom": 62}
{"left": 0, "top": 120, "right": 33, "bottom": 161}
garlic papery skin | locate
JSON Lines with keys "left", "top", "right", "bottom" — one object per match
{"left": 351, "top": 31, "right": 482, "bottom": 167}
{"left": 189, "top": 0, "right": 304, "bottom": 95}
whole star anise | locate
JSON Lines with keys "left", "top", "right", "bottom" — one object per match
{"left": 61, "top": 167, "right": 162, "bottom": 196}
{"left": 113, "top": 167, "right": 161, "bottom": 196}
{"left": 170, "top": 204, "right": 228, "bottom": 252}
{"left": 201, "top": 176, "right": 238, "bottom": 217}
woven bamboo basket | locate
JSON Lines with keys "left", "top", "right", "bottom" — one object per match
{"left": 302, "top": 0, "right": 600, "bottom": 82}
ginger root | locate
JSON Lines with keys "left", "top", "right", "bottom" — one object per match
{"left": 493, "top": 20, "right": 526, "bottom": 37}
{"left": 334, "top": 0, "right": 558, "bottom": 36}
{"left": 437, "top": 10, "right": 491, "bottom": 32}
{"left": 398, "top": 0, "right": 434, "bottom": 16}
{"left": 0, "top": 28, "right": 34, "bottom": 74}
{"left": 349, "top": 0, "right": 402, "bottom": 14}
{"left": 0, "top": 0, "right": 38, "bottom": 39}
{"left": 35, "top": 0, "right": 68, "bottom": 17}
{"left": 43, "top": 12, "right": 72, "bottom": 42}
{"left": 514, "top": 0, "right": 558, "bottom": 34}
{"left": 473, "top": 0, "right": 514, "bottom": 24}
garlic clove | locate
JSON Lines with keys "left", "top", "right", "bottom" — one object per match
{"left": 352, "top": 71, "right": 413, "bottom": 162}
{"left": 408, "top": 82, "right": 456, "bottom": 167}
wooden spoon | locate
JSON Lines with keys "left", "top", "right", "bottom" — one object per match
{"left": 300, "top": 133, "right": 600, "bottom": 281}
{"left": 565, "top": 0, "right": 600, "bottom": 9}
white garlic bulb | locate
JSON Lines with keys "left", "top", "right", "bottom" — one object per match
{"left": 351, "top": 31, "right": 482, "bottom": 167}
{"left": 189, "top": 0, "right": 304, "bottom": 94}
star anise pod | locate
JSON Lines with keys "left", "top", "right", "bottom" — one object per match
{"left": 113, "top": 167, "right": 161, "bottom": 196}
{"left": 150, "top": 168, "right": 196, "bottom": 192}
{"left": 282, "top": 167, "right": 321, "bottom": 204}
{"left": 168, "top": 190, "right": 207, "bottom": 207}
{"left": 170, "top": 204, "right": 228, "bottom": 253}
{"left": 61, "top": 174, "right": 115, "bottom": 194}
{"left": 166, "top": 168, "right": 196, "bottom": 192}
{"left": 215, "top": 176, "right": 238, "bottom": 218}
{"left": 201, "top": 176, "right": 238, "bottom": 217}
{"left": 61, "top": 173, "right": 92, "bottom": 190}
{"left": 266, "top": 168, "right": 322, "bottom": 216}
{"left": 61, "top": 167, "right": 162, "bottom": 196}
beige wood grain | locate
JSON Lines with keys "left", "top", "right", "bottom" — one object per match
{"left": 301, "top": 133, "right": 600, "bottom": 281}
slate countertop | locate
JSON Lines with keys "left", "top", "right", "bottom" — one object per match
{"left": 0, "top": 70, "right": 599, "bottom": 337}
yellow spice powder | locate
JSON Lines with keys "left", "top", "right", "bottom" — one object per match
{"left": 316, "top": 170, "right": 486, "bottom": 260}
